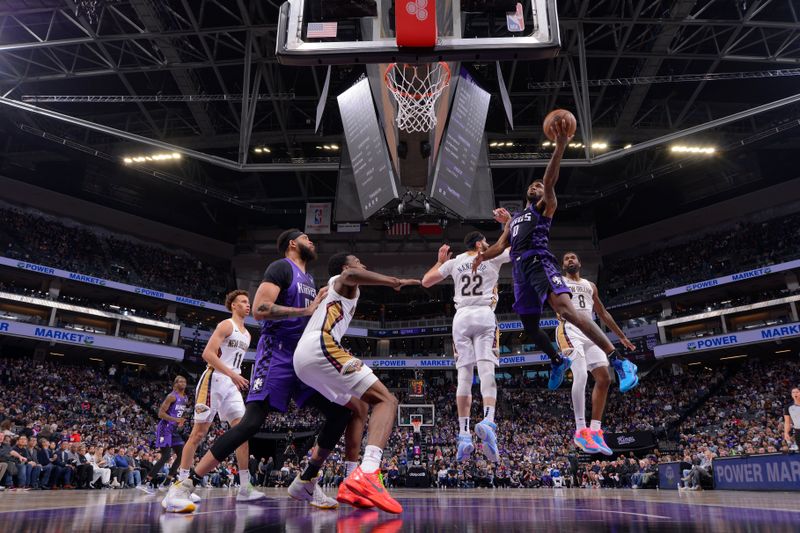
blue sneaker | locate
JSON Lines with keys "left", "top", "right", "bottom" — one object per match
{"left": 589, "top": 429, "right": 614, "bottom": 456}
{"left": 548, "top": 357, "right": 571, "bottom": 390}
{"left": 573, "top": 428, "right": 601, "bottom": 454}
{"left": 474, "top": 420, "right": 499, "bottom": 463}
{"left": 612, "top": 358, "right": 639, "bottom": 393}
{"left": 456, "top": 435, "right": 474, "bottom": 462}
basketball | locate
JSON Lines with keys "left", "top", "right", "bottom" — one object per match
{"left": 543, "top": 109, "right": 577, "bottom": 141}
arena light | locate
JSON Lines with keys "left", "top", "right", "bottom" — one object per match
{"left": 50, "top": 352, "right": 64, "bottom": 356}
{"left": 541, "top": 141, "right": 551, "bottom": 147}
{"left": 122, "top": 152, "right": 182, "bottom": 164}
{"left": 688, "top": 362, "right": 702, "bottom": 366}
{"left": 89, "top": 358, "right": 104, "bottom": 362}
{"left": 122, "top": 360, "right": 146, "bottom": 366}
{"left": 253, "top": 146, "right": 271, "bottom": 154}
{"left": 623, "top": 144, "right": 632, "bottom": 149}
{"left": 489, "top": 141, "right": 499, "bottom": 147}
{"left": 775, "top": 349, "right": 792, "bottom": 354}
{"left": 591, "top": 142, "right": 608, "bottom": 150}
{"left": 719, "top": 354, "right": 748, "bottom": 360}
{"left": 670, "top": 145, "right": 717, "bottom": 155}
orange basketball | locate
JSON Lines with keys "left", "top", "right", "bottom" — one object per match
{"left": 543, "top": 109, "right": 577, "bottom": 141}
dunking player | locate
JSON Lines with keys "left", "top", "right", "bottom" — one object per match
{"left": 161, "top": 290, "right": 264, "bottom": 511}
{"left": 559, "top": 252, "right": 638, "bottom": 455}
{"left": 422, "top": 232, "right": 510, "bottom": 464}
{"left": 138, "top": 376, "right": 188, "bottom": 494}
{"left": 163, "top": 229, "right": 361, "bottom": 512}
{"left": 473, "top": 117, "right": 638, "bottom": 392}
{"left": 294, "top": 252, "right": 420, "bottom": 514}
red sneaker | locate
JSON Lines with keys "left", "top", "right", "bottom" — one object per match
{"left": 343, "top": 467, "right": 403, "bottom": 514}
{"left": 336, "top": 482, "right": 374, "bottom": 509}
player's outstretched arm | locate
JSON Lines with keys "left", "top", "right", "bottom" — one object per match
{"left": 590, "top": 281, "right": 635, "bottom": 351}
{"left": 538, "top": 119, "right": 573, "bottom": 217}
{"left": 421, "top": 244, "right": 452, "bottom": 288}
{"left": 201, "top": 320, "right": 249, "bottom": 390}
{"left": 252, "top": 281, "right": 326, "bottom": 320}
{"left": 338, "top": 268, "right": 420, "bottom": 291}
{"left": 472, "top": 222, "right": 510, "bottom": 273}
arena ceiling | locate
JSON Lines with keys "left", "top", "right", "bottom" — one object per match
{"left": 0, "top": 0, "right": 798, "bottom": 240}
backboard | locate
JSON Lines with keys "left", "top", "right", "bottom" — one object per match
{"left": 277, "top": 0, "right": 560, "bottom": 65}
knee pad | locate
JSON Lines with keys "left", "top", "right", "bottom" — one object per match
{"left": 476, "top": 360, "right": 497, "bottom": 399}
{"left": 456, "top": 365, "right": 474, "bottom": 397}
{"left": 316, "top": 402, "right": 352, "bottom": 450}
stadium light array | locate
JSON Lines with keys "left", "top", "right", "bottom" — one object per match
{"left": 591, "top": 142, "right": 608, "bottom": 150}
{"left": 624, "top": 144, "right": 632, "bottom": 149}
{"left": 253, "top": 146, "right": 272, "bottom": 154}
{"left": 317, "top": 144, "right": 339, "bottom": 151}
{"left": 670, "top": 145, "right": 716, "bottom": 154}
{"left": 122, "top": 152, "right": 181, "bottom": 164}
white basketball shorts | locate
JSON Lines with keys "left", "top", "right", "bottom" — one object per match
{"left": 452, "top": 306, "right": 500, "bottom": 369}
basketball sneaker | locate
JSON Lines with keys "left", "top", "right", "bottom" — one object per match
{"left": 611, "top": 358, "right": 638, "bottom": 392}
{"left": 474, "top": 420, "right": 499, "bottom": 463}
{"left": 589, "top": 429, "right": 614, "bottom": 456}
{"left": 136, "top": 484, "right": 156, "bottom": 495}
{"left": 161, "top": 479, "right": 197, "bottom": 514}
{"left": 236, "top": 483, "right": 266, "bottom": 502}
{"left": 343, "top": 467, "right": 403, "bottom": 514}
{"left": 548, "top": 357, "right": 572, "bottom": 390}
{"left": 573, "top": 428, "right": 601, "bottom": 454}
{"left": 336, "top": 481, "right": 374, "bottom": 509}
{"left": 456, "top": 435, "right": 475, "bottom": 462}
{"left": 288, "top": 475, "right": 338, "bottom": 509}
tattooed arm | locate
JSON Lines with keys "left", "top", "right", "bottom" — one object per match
{"left": 252, "top": 282, "right": 328, "bottom": 321}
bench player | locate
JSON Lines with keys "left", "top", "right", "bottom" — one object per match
{"left": 422, "top": 232, "right": 510, "bottom": 463}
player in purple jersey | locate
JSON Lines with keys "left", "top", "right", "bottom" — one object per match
{"left": 473, "top": 118, "right": 638, "bottom": 392}
{"left": 138, "top": 376, "right": 188, "bottom": 493}
{"left": 167, "top": 229, "right": 368, "bottom": 511}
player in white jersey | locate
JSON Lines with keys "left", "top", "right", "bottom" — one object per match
{"left": 162, "top": 290, "right": 264, "bottom": 512}
{"left": 293, "top": 252, "right": 418, "bottom": 514}
{"left": 422, "top": 231, "right": 510, "bottom": 463}
{"left": 558, "top": 252, "right": 637, "bottom": 456}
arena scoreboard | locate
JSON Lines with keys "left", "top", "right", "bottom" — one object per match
{"left": 408, "top": 379, "right": 425, "bottom": 401}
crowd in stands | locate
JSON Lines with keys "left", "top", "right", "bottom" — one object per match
{"left": 2, "top": 352, "right": 797, "bottom": 492}
{"left": 601, "top": 211, "right": 800, "bottom": 306}
{"left": 0, "top": 206, "right": 230, "bottom": 303}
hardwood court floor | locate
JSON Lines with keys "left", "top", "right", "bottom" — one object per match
{"left": 1, "top": 486, "right": 797, "bottom": 532}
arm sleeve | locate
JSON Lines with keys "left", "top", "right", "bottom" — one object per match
{"left": 785, "top": 404, "right": 791, "bottom": 417}
{"left": 262, "top": 260, "right": 293, "bottom": 289}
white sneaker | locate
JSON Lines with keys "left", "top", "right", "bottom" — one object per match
{"left": 110, "top": 480, "right": 120, "bottom": 488}
{"left": 161, "top": 479, "right": 197, "bottom": 513}
{"left": 190, "top": 492, "right": 201, "bottom": 503}
{"left": 136, "top": 484, "right": 156, "bottom": 495}
{"left": 236, "top": 483, "right": 266, "bottom": 502}
{"left": 287, "top": 476, "right": 338, "bottom": 509}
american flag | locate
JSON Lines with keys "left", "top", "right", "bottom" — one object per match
{"left": 387, "top": 222, "right": 411, "bottom": 236}
{"left": 307, "top": 22, "right": 338, "bottom": 38}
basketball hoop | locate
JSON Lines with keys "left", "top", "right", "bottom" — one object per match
{"left": 410, "top": 414, "right": 424, "bottom": 434}
{"left": 385, "top": 62, "right": 451, "bottom": 133}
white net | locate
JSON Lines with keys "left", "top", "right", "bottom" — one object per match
{"left": 385, "top": 62, "right": 451, "bottom": 133}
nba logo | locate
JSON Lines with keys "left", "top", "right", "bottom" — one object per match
{"left": 314, "top": 208, "right": 323, "bottom": 225}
